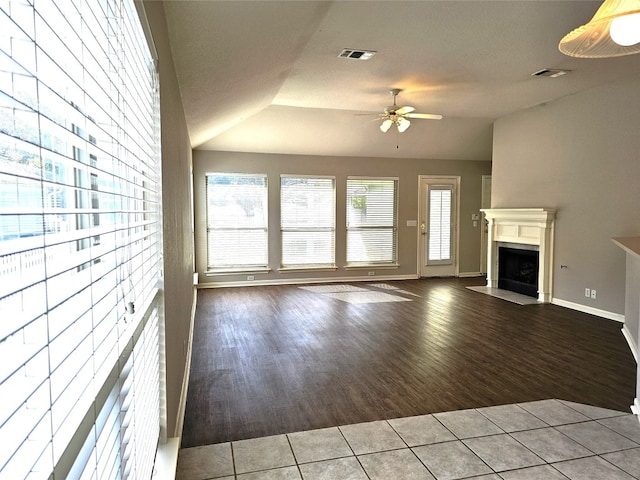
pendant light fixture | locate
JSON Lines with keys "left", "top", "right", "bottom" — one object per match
{"left": 559, "top": 0, "right": 640, "bottom": 57}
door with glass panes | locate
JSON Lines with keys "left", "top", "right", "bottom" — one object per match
{"left": 419, "top": 176, "right": 459, "bottom": 277}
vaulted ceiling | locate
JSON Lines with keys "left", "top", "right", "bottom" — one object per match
{"left": 161, "top": 1, "right": 640, "bottom": 160}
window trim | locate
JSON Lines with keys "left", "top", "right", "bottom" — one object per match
{"left": 280, "top": 174, "right": 336, "bottom": 269}
{"left": 345, "top": 176, "right": 399, "bottom": 267}
{"left": 205, "top": 172, "right": 269, "bottom": 273}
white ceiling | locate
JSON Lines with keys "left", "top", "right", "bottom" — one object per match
{"left": 161, "top": 1, "right": 640, "bottom": 160}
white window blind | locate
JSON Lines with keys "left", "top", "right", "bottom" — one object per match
{"left": 280, "top": 176, "right": 335, "bottom": 268}
{"left": 0, "top": 1, "right": 162, "bottom": 479}
{"left": 428, "top": 185, "right": 452, "bottom": 264}
{"left": 206, "top": 173, "right": 268, "bottom": 271}
{"left": 346, "top": 177, "right": 398, "bottom": 265}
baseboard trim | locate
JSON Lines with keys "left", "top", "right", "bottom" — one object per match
{"left": 197, "top": 274, "right": 420, "bottom": 289}
{"left": 175, "top": 287, "right": 197, "bottom": 438}
{"left": 551, "top": 298, "right": 625, "bottom": 323}
{"left": 153, "top": 437, "right": 180, "bottom": 480}
{"left": 458, "top": 271, "right": 483, "bottom": 278}
{"left": 622, "top": 324, "right": 639, "bottom": 363}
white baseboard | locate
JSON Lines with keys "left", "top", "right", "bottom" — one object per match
{"left": 175, "top": 287, "right": 197, "bottom": 437}
{"left": 458, "top": 271, "right": 483, "bottom": 278}
{"left": 632, "top": 398, "right": 640, "bottom": 417}
{"left": 198, "top": 273, "right": 419, "bottom": 289}
{"left": 153, "top": 437, "right": 180, "bottom": 480}
{"left": 622, "top": 324, "right": 639, "bottom": 363}
{"left": 551, "top": 298, "right": 625, "bottom": 323}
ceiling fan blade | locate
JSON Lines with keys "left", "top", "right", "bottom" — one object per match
{"left": 380, "top": 119, "right": 393, "bottom": 133}
{"left": 405, "top": 112, "right": 443, "bottom": 120}
{"left": 395, "top": 105, "right": 415, "bottom": 115}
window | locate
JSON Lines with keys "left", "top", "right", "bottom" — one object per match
{"left": 346, "top": 177, "right": 398, "bottom": 265}
{"left": 206, "top": 173, "right": 268, "bottom": 271}
{"left": 428, "top": 185, "right": 453, "bottom": 264}
{"left": 280, "top": 176, "right": 335, "bottom": 268}
{"left": 1, "top": 1, "right": 161, "bottom": 478}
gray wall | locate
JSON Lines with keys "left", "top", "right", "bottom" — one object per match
{"left": 144, "top": 2, "right": 195, "bottom": 438}
{"left": 193, "top": 151, "right": 491, "bottom": 286}
{"left": 492, "top": 77, "right": 640, "bottom": 315}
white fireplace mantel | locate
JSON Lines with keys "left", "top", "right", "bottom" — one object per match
{"left": 480, "top": 208, "right": 556, "bottom": 303}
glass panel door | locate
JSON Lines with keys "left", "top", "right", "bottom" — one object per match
{"left": 419, "top": 177, "right": 458, "bottom": 277}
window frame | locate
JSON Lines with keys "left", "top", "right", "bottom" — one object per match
{"left": 205, "top": 172, "right": 270, "bottom": 273}
{"left": 279, "top": 174, "right": 336, "bottom": 271}
{"left": 345, "top": 176, "right": 399, "bottom": 267}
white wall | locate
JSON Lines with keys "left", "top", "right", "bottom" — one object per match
{"left": 193, "top": 151, "right": 491, "bottom": 286}
{"left": 492, "top": 77, "right": 640, "bottom": 316}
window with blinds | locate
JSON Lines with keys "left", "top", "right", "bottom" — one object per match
{"left": 346, "top": 177, "right": 398, "bottom": 265}
{"left": 206, "top": 173, "right": 268, "bottom": 271}
{"left": 0, "top": 1, "right": 162, "bottom": 479}
{"left": 428, "top": 186, "right": 453, "bottom": 264}
{"left": 280, "top": 176, "right": 335, "bottom": 268}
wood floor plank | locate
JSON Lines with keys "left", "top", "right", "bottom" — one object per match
{"left": 181, "top": 278, "right": 636, "bottom": 447}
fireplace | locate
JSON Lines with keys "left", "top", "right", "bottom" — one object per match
{"left": 498, "top": 246, "right": 539, "bottom": 297}
{"left": 480, "top": 208, "right": 556, "bottom": 303}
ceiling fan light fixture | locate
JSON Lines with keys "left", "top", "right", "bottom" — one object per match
{"left": 558, "top": 0, "right": 640, "bottom": 58}
{"left": 610, "top": 12, "right": 640, "bottom": 45}
{"left": 380, "top": 119, "right": 393, "bottom": 133}
{"left": 376, "top": 88, "right": 441, "bottom": 134}
{"left": 396, "top": 117, "right": 411, "bottom": 133}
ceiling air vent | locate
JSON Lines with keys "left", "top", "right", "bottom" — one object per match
{"left": 531, "top": 68, "right": 570, "bottom": 78}
{"left": 338, "top": 49, "right": 376, "bottom": 60}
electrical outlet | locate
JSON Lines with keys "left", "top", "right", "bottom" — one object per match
{"left": 585, "top": 288, "right": 590, "bottom": 298}
{"left": 247, "top": 275, "right": 255, "bottom": 281}
{"left": 591, "top": 289, "right": 596, "bottom": 299}
{"left": 368, "top": 271, "right": 375, "bottom": 276}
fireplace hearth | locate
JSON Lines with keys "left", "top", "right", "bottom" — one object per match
{"left": 498, "top": 247, "right": 539, "bottom": 298}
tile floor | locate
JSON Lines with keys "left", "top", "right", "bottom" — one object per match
{"left": 176, "top": 399, "right": 640, "bottom": 480}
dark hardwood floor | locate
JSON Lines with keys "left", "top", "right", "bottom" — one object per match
{"left": 181, "top": 277, "right": 636, "bottom": 448}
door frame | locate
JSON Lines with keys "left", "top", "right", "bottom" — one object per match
{"left": 480, "top": 175, "right": 492, "bottom": 275}
{"left": 417, "top": 175, "right": 461, "bottom": 277}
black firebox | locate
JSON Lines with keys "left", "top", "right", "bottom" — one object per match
{"left": 498, "top": 247, "right": 539, "bottom": 298}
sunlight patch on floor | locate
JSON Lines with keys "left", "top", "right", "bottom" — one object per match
{"left": 299, "top": 283, "right": 419, "bottom": 304}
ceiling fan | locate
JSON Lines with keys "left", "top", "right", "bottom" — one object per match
{"left": 378, "top": 88, "right": 442, "bottom": 133}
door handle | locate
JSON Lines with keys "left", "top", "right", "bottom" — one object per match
{"left": 420, "top": 223, "right": 426, "bottom": 234}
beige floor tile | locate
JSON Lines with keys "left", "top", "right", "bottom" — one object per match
{"left": 388, "top": 414, "right": 456, "bottom": 447}
{"left": 175, "top": 443, "right": 233, "bottom": 480}
{"left": 339, "top": 420, "right": 405, "bottom": 455}
{"left": 358, "top": 448, "right": 435, "bottom": 479}
{"left": 298, "top": 457, "right": 368, "bottom": 480}
{"left": 233, "top": 434, "right": 296, "bottom": 474}
{"left": 287, "top": 427, "right": 352, "bottom": 464}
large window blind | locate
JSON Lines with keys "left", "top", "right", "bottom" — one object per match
{"left": 428, "top": 185, "right": 453, "bottom": 264}
{"left": 0, "top": 1, "right": 162, "bottom": 478}
{"left": 280, "top": 176, "right": 335, "bottom": 268}
{"left": 206, "top": 173, "right": 268, "bottom": 271}
{"left": 346, "top": 177, "right": 398, "bottom": 265}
